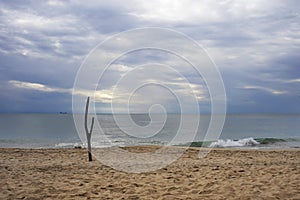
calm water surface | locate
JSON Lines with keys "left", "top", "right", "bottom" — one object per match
{"left": 0, "top": 114, "right": 299, "bottom": 148}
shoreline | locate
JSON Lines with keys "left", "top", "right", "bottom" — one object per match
{"left": 1, "top": 144, "right": 300, "bottom": 150}
{"left": 1, "top": 147, "right": 300, "bottom": 199}
{"left": 2, "top": 136, "right": 300, "bottom": 149}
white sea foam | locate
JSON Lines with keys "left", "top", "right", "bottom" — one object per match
{"left": 209, "top": 137, "right": 260, "bottom": 148}
{"left": 55, "top": 141, "right": 126, "bottom": 148}
{"left": 55, "top": 142, "right": 83, "bottom": 148}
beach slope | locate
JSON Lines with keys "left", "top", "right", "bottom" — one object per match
{"left": 1, "top": 147, "right": 300, "bottom": 199}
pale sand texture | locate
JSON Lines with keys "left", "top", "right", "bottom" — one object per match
{"left": 1, "top": 147, "right": 300, "bottom": 199}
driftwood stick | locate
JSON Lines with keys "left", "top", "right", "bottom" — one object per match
{"left": 84, "top": 97, "right": 94, "bottom": 161}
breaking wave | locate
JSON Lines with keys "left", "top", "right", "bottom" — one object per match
{"left": 209, "top": 137, "right": 259, "bottom": 148}
{"left": 208, "top": 137, "right": 288, "bottom": 148}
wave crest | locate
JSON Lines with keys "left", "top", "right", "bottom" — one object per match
{"left": 209, "top": 137, "right": 259, "bottom": 148}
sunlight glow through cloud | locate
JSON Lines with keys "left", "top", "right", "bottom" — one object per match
{"left": 241, "top": 85, "right": 288, "bottom": 95}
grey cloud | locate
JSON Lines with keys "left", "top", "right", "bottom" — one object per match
{"left": 0, "top": 0, "right": 300, "bottom": 113}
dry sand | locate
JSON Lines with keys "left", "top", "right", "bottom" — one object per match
{"left": 1, "top": 147, "right": 300, "bottom": 199}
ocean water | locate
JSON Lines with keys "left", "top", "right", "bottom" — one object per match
{"left": 0, "top": 114, "right": 300, "bottom": 149}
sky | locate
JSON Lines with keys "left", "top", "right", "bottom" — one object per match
{"left": 0, "top": 0, "right": 300, "bottom": 113}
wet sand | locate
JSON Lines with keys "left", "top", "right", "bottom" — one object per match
{"left": 1, "top": 147, "right": 300, "bottom": 199}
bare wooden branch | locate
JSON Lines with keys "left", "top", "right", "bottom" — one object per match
{"left": 84, "top": 97, "right": 90, "bottom": 134}
{"left": 84, "top": 97, "right": 94, "bottom": 161}
{"left": 90, "top": 117, "right": 95, "bottom": 134}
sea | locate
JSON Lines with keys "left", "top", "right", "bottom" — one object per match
{"left": 0, "top": 114, "right": 300, "bottom": 149}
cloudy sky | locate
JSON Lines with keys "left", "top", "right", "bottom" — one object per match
{"left": 0, "top": 0, "right": 300, "bottom": 113}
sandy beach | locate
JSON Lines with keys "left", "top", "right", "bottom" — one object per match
{"left": 1, "top": 147, "right": 300, "bottom": 199}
